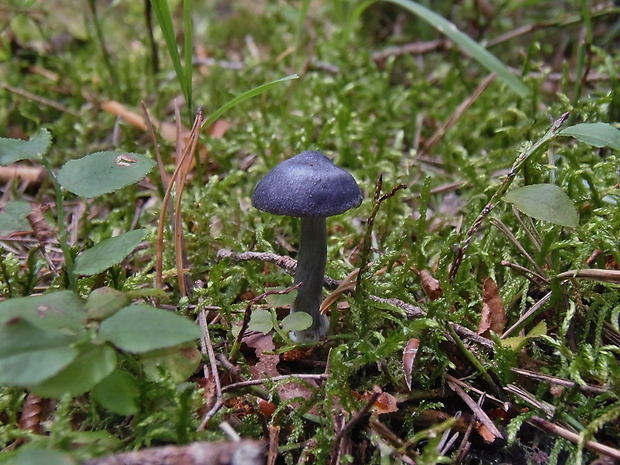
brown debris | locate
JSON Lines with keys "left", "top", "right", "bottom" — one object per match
{"left": 477, "top": 277, "right": 506, "bottom": 337}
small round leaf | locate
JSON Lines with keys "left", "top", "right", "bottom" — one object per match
{"left": 281, "top": 312, "right": 313, "bottom": 332}
{"left": 99, "top": 305, "right": 201, "bottom": 353}
{"left": 504, "top": 184, "right": 578, "bottom": 227}
{"left": 57, "top": 151, "right": 155, "bottom": 198}
{"left": 31, "top": 345, "right": 117, "bottom": 398}
{"left": 74, "top": 229, "right": 148, "bottom": 276}
{"left": 248, "top": 309, "right": 274, "bottom": 334}
{"left": 92, "top": 369, "right": 140, "bottom": 415}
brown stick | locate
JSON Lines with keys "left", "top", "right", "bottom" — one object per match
{"left": 81, "top": 440, "right": 266, "bottom": 465}
{"left": 529, "top": 416, "right": 620, "bottom": 461}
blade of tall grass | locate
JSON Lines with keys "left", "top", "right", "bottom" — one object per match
{"left": 183, "top": 0, "right": 194, "bottom": 111}
{"left": 150, "top": 0, "right": 192, "bottom": 112}
{"left": 354, "top": 0, "right": 530, "bottom": 98}
{"left": 201, "top": 74, "right": 299, "bottom": 128}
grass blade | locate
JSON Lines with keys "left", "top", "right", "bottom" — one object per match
{"left": 150, "top": 0, "right": 191, "bottom": 110}
{"left": 363, "top": 0, "right": 530, "bottom": 97}
{"left": 183, "top": 0, "right": 194, "bottom": 111}
{"left": 202, "top": 74, "right": 300, "bottom": 128}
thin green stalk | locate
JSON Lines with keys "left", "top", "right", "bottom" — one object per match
{"left": 571, "top": 0, "right": 593, "bottom": 116}
{"left": 144, "top": 0, "right": 159, "bottom": 75}
{"left": 87, "top": 0, "right": 120, "bottom": 98}
{"left": 40, "top": 159, "right": 78, "bottom": 292}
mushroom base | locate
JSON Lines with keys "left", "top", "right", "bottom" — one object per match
{"left": 289, "top": 313, "right": 329, "bottom": 343}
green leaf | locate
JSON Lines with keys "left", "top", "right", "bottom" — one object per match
{"left": 85, "top": 287, "right": 130, "bottom": 320}
{"left": 560, "top": 122, "right": 620, "bottom": 150}
{"left": 0, "top": 200, "right": 32, "bottom": 234}
{"left": 369, "top": 0, "right": 529, "bottom": 97}
{"left": 56, "top": 151, "right": 155, "bottom": 198}
{"left": 0, "top": 128, "right": 52, "bottom": 165}
{"left": 0, "top": 319, "right": 78, "bottom": 386}
{"left": 12, "top": 448, "right": 77, "bottom": 465}
{"left": 502, "top": 321, "right": 547, "bottom": 351}
{"left": 31, "top": 344, "right": 117, "bottom": 397}
{"left": 0, "top": 291, "right": 87, "bottom": 334}
{"left": 248, "top": 309, "right": 274, "bottom": 334}
{"left": 141, "top": 345, "right": 201, "bottom": 382}
{"left": 265, "top": 288, "right": 297, "bottom": 307}
{"left": 281, "top": 312, "right": 313, "bottom": 332}
{"left": 74, "top": 229, "right": 148, "bottom": 276}
{"left": 92, "top": 369, "right": 140, "bottom": 415}
{"left": 504, "top": 184, "right": 578, "bottom": 227}
{"left": 99, "top": 305, "right": 201, "bottom": 353}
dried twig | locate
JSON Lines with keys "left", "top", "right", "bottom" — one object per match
{"left": 490, "top": 218, "right": 547, "bottom": 278}
{"left": 529, "top": 416, "right": 620, "bottom": 461}
{"left": 0, "top": 82, "right": 80, "bottom": 116}
{"left": 501, "top": 291, "right": 552, "bottom": 338}
{"left": 447, "top": 381, "right": 503, "bottom": 440}
{"left": 81, "top": 440, "right": 266, "bottom": 465}
{"left": 330, "top": 389, "right": 382, "bottom": 465}
{"left": 511, "top": 368, "right": 610, "bottom": 396}
{"left": 556, "top": 269, "right": 620, "bottom": 284}
{"left": 372, "top": 39, "right": 447, "bottom": 63}
{"left": 199, "top": 310, "right": 223, "bottom": 410}
{"left": 418, "top": 73, "right": 496, "bottom": 158}
{"left": 217, "top": 249, "right": 341, "bottom": 289}
{"left": 222, "top": 374, "right": 328, "bottom": 392}
{"left": 370, "top": 296, "right": 494, "bottom": 349}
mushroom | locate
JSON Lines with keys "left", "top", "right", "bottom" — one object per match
{"left": 252, "top": 150, "right": 362, "bottom": 342}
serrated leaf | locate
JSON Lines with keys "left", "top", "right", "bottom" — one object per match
{"left": 74, "top": 229, "right": 148, "bottom": 276}
{"left": 99, "top": 305, "right": 201, "bottom": 353}
{"left": 0, "top": 319, "right": 78, "bottom": 386}
{"left": 504, "top": 184, "right": 578, "bottom": 227}
{"left": 281, "top": 312, "right": 312, "bottom": 332}
{"left": 0, "top": 291, "right": 87, "bottom": 334}
{"left": 0, "top": 128, "right": 52, "bottom": 165}
{"left": 0, "top": 201, "right": 32, "bottom": 234}
{"left": 560, "top": 123, "right": 620, "bottom": 150}
{"left": 92, "top": 369, "right": 140, "bottom": 415}
{"left": 527, "top": 320, "right": 547, "bottom": 337}
{"left": 31, "top": 344, "right": 117, "bottom": 397}
{"left": 502, "top": 321, "right": 547, "bottom": 351}
{"left": 248, "top": 309, "right": 274, "bottom": 334}
{"left": 57, "top": 151, "right": 155, "bottom": 197}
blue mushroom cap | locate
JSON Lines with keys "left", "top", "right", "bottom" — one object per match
{"left": 252, "top": 151, "right": 362, "bottom": 217}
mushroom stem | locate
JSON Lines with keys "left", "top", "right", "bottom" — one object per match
{"left": 290, "top": 217, "right": 329, "bottom": 342}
